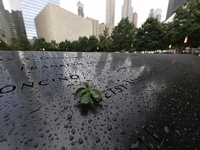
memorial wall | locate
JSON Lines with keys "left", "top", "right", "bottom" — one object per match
{"left": 0, "top": 51, "right": 200, "bottom": 149}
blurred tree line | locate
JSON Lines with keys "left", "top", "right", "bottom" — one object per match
{"left": 0, "top": 0, "right": 199, "bottom": 53}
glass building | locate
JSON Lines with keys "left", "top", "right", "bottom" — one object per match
{"left": 166, "top": 0, "right": 186, "bottom": 20}
{"left": 0, "top": 0, "right": 11, "bottom": 43}
{"left": 9, "top": 0, "right": 60, "bottom": 39}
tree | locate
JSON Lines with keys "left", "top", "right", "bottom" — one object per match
{"left": 98, "top": 27, "right": 112, "bottom": 52}
{"left": 134, "top": 28, "right": 147, "bottom": 51}
{"left": 9, "top": 37, "right": 32, "bottom": 51}
{"left": 0, "top": 39, "right": 9, "bottom": 50}
{"left": 78, "top": 36, "right": 88, "bottom": 51}
{"left": 161, "top": 22, "right": 175, "bottom": 51}
{"left": 9, "top": 37, "right": 20, "bottom": 50}
{"left": 87, "top": 35, "right": 99, "bottom": 52}
{"left": 33, "top": 38, "right": 48, "bottom": 50}
{"left": 111, "top": 17, "right": 136, "bottom": 51}
{"left": 71, "top": 40, "right": 81, "bottom": 51}
{"left": 46, "top": 40, "right": 59, "bottom": 51}
{"left": 59, "top": 40, "right": 72, "bottom": 51}
{"left": 172, "top": 0, "right": 200, "bottom": 52}
{"left": 135, "top": 18, "right": 163, "bottom": 52}
{"left": 18, "top": 36, "right": 32, "bottom": 51}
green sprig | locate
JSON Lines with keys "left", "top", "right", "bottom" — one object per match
{"left": 74, "top": 82, "right": 105, "bottom": 104}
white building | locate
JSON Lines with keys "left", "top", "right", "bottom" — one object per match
{"left": 77, "top": 1, "right": 84, "bottom": 18}
{"left": 132, "top": 12, "right": 138, "bottom": 27}
{"left": 106, "top": 0, "right": 115, "bottom": 25}
{"left": 154, "top": 8, "right": 162, "bottom": 22}
{"left": 35, "top": 3, "right": 92, "bottom": 43}
{"left": 121, "top": 0, "right": 133, "bottom": 22}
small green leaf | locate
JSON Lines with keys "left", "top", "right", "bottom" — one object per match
{"left": 100, "top": 92, "right": 105, "bottom": 98}
{"left": 80, "top": 92, "right": 91, "bottom": 104}
{"left": 88, "top": 83, "right": 94, "bottom": 89}
{"left": 81, "top": 82, "right": 89, "bottom": 88}
{"left": 90, "top": 89, "right": 103, "bottom": 100}
{"left": 74, "top": 87, "right": 87, "bottom": 100}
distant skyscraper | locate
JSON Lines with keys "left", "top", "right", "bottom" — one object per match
{"left": 9, "top": 0, "right": 60, "bottom": 39}
{"left": 154, "top": 8, "right": 162, "bottom": 22}
{"left": 148, "top": 9, "right": 154, "bottom": 18}
{"left": 148, "top": 9, "right": 162, "bottom": 22}
{"left": 122, "top": 0, "right": 133, "bottom": 22}
{"left": 77, "top": 1, "right": 84, "bottom": 17}
{"left": 132, "top": 12, "right": 138, "bottom": 27}
{"left": 166, "top": 0, "right": 186, "bottom": 20}
{"left": 106, "top": 0, "right": 115, "bottom": 25}
{"left": 6, "top": 10, "right": 27, "bottom": 39}
{"left": 0, "top": 0, "right": 11, "bottom": 43}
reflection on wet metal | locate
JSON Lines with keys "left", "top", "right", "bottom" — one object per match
{"left": 0, "top": 51, "right": 200, "bottom": 149}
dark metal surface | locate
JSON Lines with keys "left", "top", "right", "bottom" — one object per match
{"left": 0, "top": 51, "right": 200, "bottom": 150}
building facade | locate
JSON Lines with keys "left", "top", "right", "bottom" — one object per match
{"left": 9, "top": 0, "right": 60, "bottom": 39}
{"left": 154, "top": 8, "right": 162, "bottom": 22}
{"left": 0, "top": 0, "right": 11, "bottom": 43}
{"left": 148, "top": 8, "right": 162, "bottom": 22}
{"left": 106, "top": 0, "right": 115, "bottom": 25}
{"left": 77, "top": 1, "right": 84, "bottom": 18}
{"left": 6, "top": 10, "right": 26, "bottom": 39}
{"left": 132, "top": 12, "right": 138, "bottom": 27}
{"left": 86, "top": 17, "right": 114, "bottom": 37}
{"left": 166, "top": 0, "right": 186, "bottom": 20}
{"left": 35, "top": 3, "right": 92, "bottom": 43}
{"left": 121, "top": 0, "right": 133, "bottom": 22}
{"left": 86, "top": 17, "right": 100, "bottom": 37}
{"left": 148, "top": 9, "right": 154, "bottom": 18}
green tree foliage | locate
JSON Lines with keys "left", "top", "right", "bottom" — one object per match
{"left": 161, "top": 23, "right": 175, "bottom": 50}
{"left": 111, "top": 17, "right": 135, "bottom": 51}
{"left": 87, "top": 35, "right": 99, "bottom": 52}
{"left": 9, "top": 38, "right": 20, "bottom": 50}
{"left": 135, "top": 18, "right": 163, "bottom": 51}
{"left": 33, "top": 38, "right": 48, "bottom": 50}
{"left": 9, "top": 37, "right": 31, "bottom": 51}
{"left": 78, "top": 36, "right": 88, "bottom": 51}
{"left": 46, "top": 40, "right": 59, "bottom": 51}
{"left": 0, "top": 39, "right": 9, "bottom": 50}
{"left": 18, "top": 36, "right": 32, "bottom": 50}
{"left": 59, "top": 40, "right": 72, "bottom": 51}
{"left": 98, "top": 27, "right": 112, "bottom": 52}
{"left": 71, "top": 41, "right": 81, "bottom": 51}
{"left": 173, "top": 0, "right": 200, "bottom": 50}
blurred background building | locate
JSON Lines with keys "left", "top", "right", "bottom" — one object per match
{"left": 9, "top": 0, "right": 60, "bottom": 39}
{"left": 35, "top": 3, "right": 92, "bottom": 43}
{"left": 77, "top": 1, "right": 84, "bottom": 18}
{"left": 121, "top": 0, "right": 133, "bottom": 22}
{"left": 166, "top": 0, "right": 186, "bottom": 20}
{"left": 154, "top": 8, "right": 162, "bottom": 22}
{"left": 148, "top": 8, "right": 162, "bottom": 22}
{"left": 132, "top": 12, "right": 138, "bottom": 27}
{"left": 106, "top": 0, "right": 115, "bottom": 25}
{"left": 0, "top": 0, "right": 11, "bottom": 43}
{"left": 148, "top": 9, "right": 154, "bottom": 18}
{"left": 5, "top": 10, "right": 26, "bottom": 39}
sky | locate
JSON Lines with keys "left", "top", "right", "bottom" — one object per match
{"left": 3, "top": 0, "right": 169, "bottom": 27}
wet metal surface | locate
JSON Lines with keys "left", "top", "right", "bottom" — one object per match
{"left": 0, "top": 51, "right": 200, "bottom": 150}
